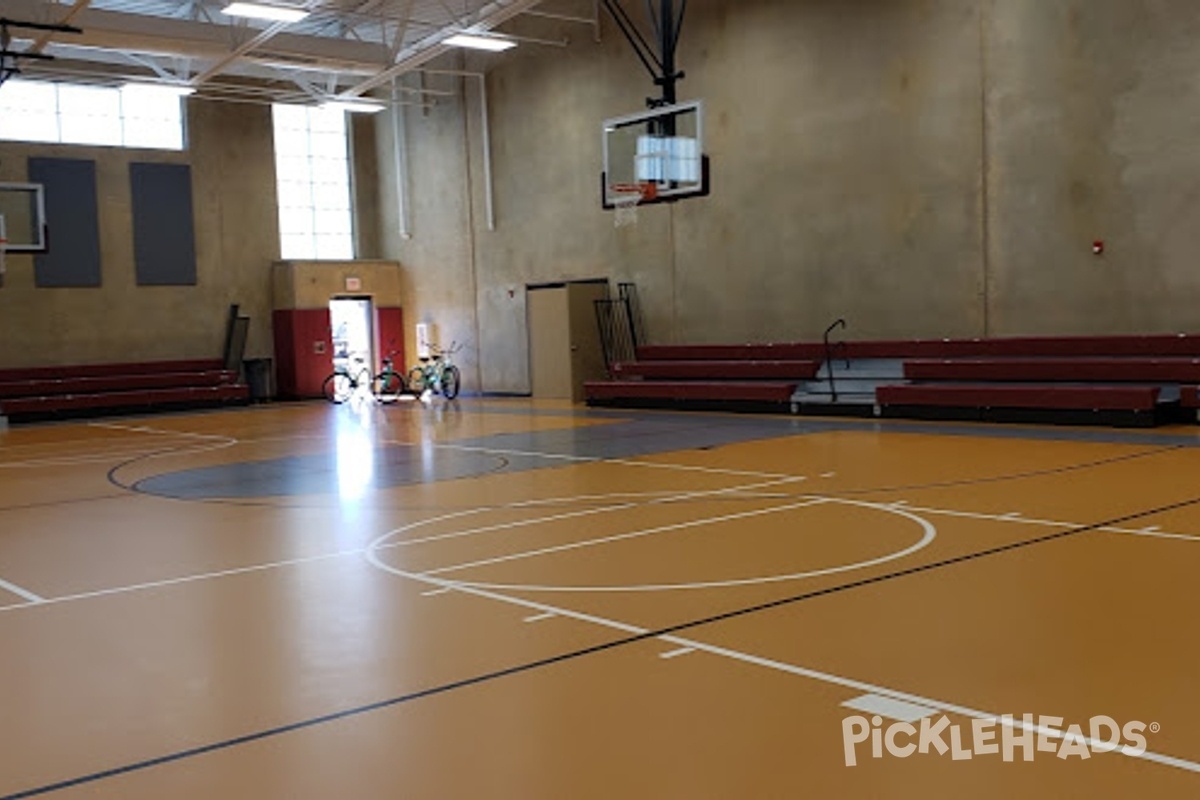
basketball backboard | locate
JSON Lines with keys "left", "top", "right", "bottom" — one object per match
{"left": 602, "top": 99, "right": 709, "bottom": 209}
{"left": 0, "top": 182, "right": 48, "bottom": 252}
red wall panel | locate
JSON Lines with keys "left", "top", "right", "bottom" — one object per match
{"left": 273, "top": 309, "right": 333, "bottom": 399}
{"left": 376, "top": 307, "right": 405, "bottom": 372}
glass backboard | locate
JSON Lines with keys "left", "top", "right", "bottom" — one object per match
{"left": 0, "top": 182, "right": 47, "bottom": 252}
{"left": 602, "top": 99, "right": 709, "bottom": 208}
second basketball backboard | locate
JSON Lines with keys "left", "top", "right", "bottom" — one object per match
{"left": 0, "top": 182, "right": 48, "bottom": 252}
{"left": 602, "top": 99, "right": 709, "bottom": 208}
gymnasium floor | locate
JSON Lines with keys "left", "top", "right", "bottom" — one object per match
{"left": 1, "top": 398, "right": 1199, "bottom": 798}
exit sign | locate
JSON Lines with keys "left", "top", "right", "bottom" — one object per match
{"left": 345, "top": 277, "right": 362, "bottom": 292}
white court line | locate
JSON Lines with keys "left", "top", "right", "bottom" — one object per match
{"left": 391, "top": 476, "right": 806, "bottom": 551}
{"left": 89, "top": 422, "right": 233, "bottom": 443}
{"left": 0, "top": 547, "right": 364, "bottom": 613}
{"left": 896, "top": 502, "right": 1200, "bottom": 544}
{"left": 89, "top": 421, "right": 239, "bottom": 461}
{"left": 658, "top": 646, "right": 696, "bottom": 660}
{"left": 420, "top": 587, "right": 454, "bottom": 597}
{"left": 523, "top": 612, "right": 556, "bottom": 623}
{"left": 0, "top": 576, "right": 45, "bottom": 604}
{"left": 433, "top": 442, "right": 794, "bottom": 479}
{"left": 362, "top": 547, "right": 1200, "bottom": 776}
{"left": 423, "top": 498, "right": 830, "bottom": 577}
{"left": 1, "top": 490, "right": 1196, "bottom": 616}
{"left": 0, "top": 479, "right": 811, "bottom": 614}
{"left": 423, "top": 498, "right": 937, "bottom": 593}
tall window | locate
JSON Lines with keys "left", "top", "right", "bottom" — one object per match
{"left": 272, "top": 104, "right": 354, "bottom": 260}
{"left": 0, "top": 79, "right": 186, "bottom": 150}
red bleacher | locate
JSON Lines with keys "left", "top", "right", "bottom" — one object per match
{"left": 611, "top": 359, "right": 819, "bottom": 381}
{"left": 637, "top": 333, "right": 1200, "bottom": 361}
{"left": 903, "top": 357, "right": 1200, "bottom": 383}
{"left": 0, "top": 359, "right": 250, "bottom": 421}
{"left": 876, "top": 384, "right": 1162, "bottom": 412}
{"left": 586, "top": 380, "right": 799, "bottom": 404}
{"left": 587, "top": 334, "right": 1200, "bottom": 425}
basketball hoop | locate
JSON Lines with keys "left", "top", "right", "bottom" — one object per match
{"left": 610, "top": 182, "right": 656, "bottom": 228}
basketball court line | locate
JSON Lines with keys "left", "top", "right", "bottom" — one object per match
{"left": 2, "top": 474, "right": 1198, "bottom": 615}
{"left": 419, "top": 497, "right": 833, "bottom": 578}
{"left": 0, "top": 576, "right": 44, "bottom": 604}
{"left": 0, "top": 478, "right": 805, "bottom": 613}
{"left": 896, "top": 502, "right": 1200, "bottom": 544}
{"left": 431, "top": 442, "right": 795, "bottom": 479}
{"left": 7, "top": 492, "right": 1200, "bottom": 800}
{"left": 92, "top": 413, "right": 1186, "bottom": 514}
{"left": 413, "top": 497, "right": 938, "bottom": 593}
{"left": 438, "top": 439, "right": 1185, "bottom": 496}
{"left": 0, "top": 448, "right": 171, "bottom": 469}
{"left": 0, "top": 493, "right": 132, "bottom": 514}
{"left": 393, "top": 475, "right": 804, "bottom": 549}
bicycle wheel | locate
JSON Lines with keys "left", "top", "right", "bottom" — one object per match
{"left": 373, "top": 372, "right": 403, "bottom": 403}
{"left": 322, "top": 373, "right": 352, "bottom": 404}
{"left": 442, "top": 365, "right": 461, "bottom": 400}
{"left": 407, "top": 366, "right": 428, "bottom": 394}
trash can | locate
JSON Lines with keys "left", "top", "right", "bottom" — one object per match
{"left": 244, "top": 358, "right": 274, "bottom": 402}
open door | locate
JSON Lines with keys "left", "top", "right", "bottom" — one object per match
{"left": 330, "top": 297, "right": 374, "bottom": 378}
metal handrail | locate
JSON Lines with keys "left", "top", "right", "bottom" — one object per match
{"left": 823, "top": 318, "right": 847, "bottom": 402}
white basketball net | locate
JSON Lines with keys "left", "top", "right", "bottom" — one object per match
{"left": 612, "top": 191, "right": 643, "bottom": 228}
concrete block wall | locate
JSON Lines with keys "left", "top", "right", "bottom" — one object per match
{"left": 375, "top": 0, "right": 1200, "bottom": 395}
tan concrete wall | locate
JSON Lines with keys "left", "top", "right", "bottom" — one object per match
{"left": 375, "top": 67, "right": 480, "bottom": 392}
{"left": 272, "top": 260, "right": 403, "bottom": 310}
{"left": 375, "top": 0, "right": 1200, "bottom": 394}
{"left": 0, "top": 98, "right": 279, "bottom": 368}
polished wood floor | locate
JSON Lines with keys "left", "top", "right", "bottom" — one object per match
{"left": 1, "top": 399, "right": 1199, "bottom": 798}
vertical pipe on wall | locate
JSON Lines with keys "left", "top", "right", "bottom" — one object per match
{"left": 477, "top": 73, "right": 496, "bottom": 232}
{"left": 390, "top": 77, "right": 412, "bottom": 239}
{"left": 978, "top": 1, "right": 991, "bottom": 336}
{"left": 417, "top": 67, "right": 496, "bottom": 232}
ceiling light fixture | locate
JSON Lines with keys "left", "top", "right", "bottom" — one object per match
{"left": 320, "top": 99, "right": 386, "bottom": 114}
{"left": 222, "top": 3, "right": 310, "bottom": 23}
{"left": 444, "top": 34, "right": 516, "bottom": 52}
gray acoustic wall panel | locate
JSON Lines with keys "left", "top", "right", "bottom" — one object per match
{"left": 27, "top": 157, "right": 102, "bottom": 288}
{"left": 130, "top": 162, "right": 197, "bottom": 286}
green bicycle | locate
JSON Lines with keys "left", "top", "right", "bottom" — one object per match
{"left": 407, "top": 342, "right": 462, "bottom": 400}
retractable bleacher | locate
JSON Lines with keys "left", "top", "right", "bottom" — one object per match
{"left": 586, "top": 334, "right": 1200, "bottom": 427}
{"left": 0, "top": 359, "right": 250, "bottom": 422}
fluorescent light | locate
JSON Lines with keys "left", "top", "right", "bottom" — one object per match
{"left": 122, "top": 83, "right": 195, "bottom": 97}
{"left": 222, "top": 2, "right": 309, "bottom": 23}
{"left": 320, "top": 100, "right": 386, "bottom": 114}
{"left": 444, "top": 34, "right": 516, "bottom": 52}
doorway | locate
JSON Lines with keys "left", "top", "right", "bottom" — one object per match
{"left": 527, "top": 280, "right": 609, "bottom": 401}
{"left": 330, "top": 297, "right": 374, "bottom": 376}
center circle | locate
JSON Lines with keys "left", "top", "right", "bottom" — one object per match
{"left": 366, "top": 493, "right": 937, "bottom": 593}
